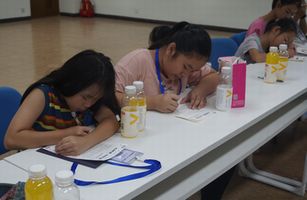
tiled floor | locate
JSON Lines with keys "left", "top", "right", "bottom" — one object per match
{"left": 0, "top": 16, "right": 306, "bottom": 200}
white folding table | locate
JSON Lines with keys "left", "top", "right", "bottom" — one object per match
{"left": 2, "top": 60, "right": 307, "bottom": 200}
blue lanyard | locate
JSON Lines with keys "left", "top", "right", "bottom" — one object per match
{"left": 155, "top": 49, "right": 165, "bottom": 94}
{"left": 71, "top": 159, "right": 161, "bottom": 186}
{"left": 155, "top": 49, "right": 182, "bottom": 95}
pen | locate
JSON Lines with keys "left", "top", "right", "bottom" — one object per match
{"left": 71, "top": 112, "right": 82, "bottom": 125}
{"left": 116, "top": 114, "right": 121, "bottom": 122}
{"left": 194, "top": 111, "right": 210, "bottom": 119}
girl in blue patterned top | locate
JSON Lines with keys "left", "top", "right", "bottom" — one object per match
{"left": 4, "top": 50, "right": 120, "bottom": 156}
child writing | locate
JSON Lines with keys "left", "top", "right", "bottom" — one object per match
{"left": 235, "top": 18, "right": 297, "bottom": 64}
{"left": 115, "top": 21, "right": 219, "bottom": 113}
{"left": 293, "top": 0, "right": 307, "bottom": 41}
{"left": 246, "top": 0, "right": 301, "bottom": 56}
{"left": 247, "top": 0, "right": 300, "bottom": 37}
{"left": 4, "top": 50, "right": 120, "bottom": 156}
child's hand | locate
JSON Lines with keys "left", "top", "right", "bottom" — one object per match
{"left": 66, "top": 126, "right": 92, "bottom": 136}
{"left": 294, "top": 3, "right": 306, "bottom": 20}
{"left": 55, "top": 136, "right": 87, "bottom": 156}
{"left": 288, "top": 47, "right": 296, "bottom": 58}
{"left": 155, "top": 93, "right": 180, "bottom": 113}
{"left": 181, "top": 88, "right": 207, "bottom": 109}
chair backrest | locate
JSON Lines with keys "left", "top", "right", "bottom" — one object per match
{"left": 230, "top": 31, "right": 247, "bottom": 46}
{"left": 0, "top": 87, "right": 21, "bottom": 154}
{"left": 209, "top": 38, "right": 238, "bottom": 71}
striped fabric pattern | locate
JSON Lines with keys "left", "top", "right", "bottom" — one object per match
{"left": 32, "top": 85, "right": 95, "bottom": 131}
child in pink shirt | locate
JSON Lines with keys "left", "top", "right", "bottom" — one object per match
{"left": 247, "top": 0, "right": 300, "bottom": 37}
{"left": 115, "top": 22, "right": 219, "bottom": 113}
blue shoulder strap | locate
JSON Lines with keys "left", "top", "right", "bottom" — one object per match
{"left": 71, "top": 159, "right": 161, "bottom": 186}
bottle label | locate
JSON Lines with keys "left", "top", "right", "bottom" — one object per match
{"left": 137, "top": 105, "right": 146, "bottom": 132}
{"left": 216, "top": 84, "right": 233, "bottom": 111}
{"left": 277, "top": 58, "right": 288, "bottom": 81}
{"left": 264, "top": 63, "right": 277, "bottom": 83}
{"left": 121, "top": 106, "right": 139, "bottom": 138}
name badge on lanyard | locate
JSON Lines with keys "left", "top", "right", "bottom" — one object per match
{"left": 155, "top": 49, "right": 182, "bottom": 95}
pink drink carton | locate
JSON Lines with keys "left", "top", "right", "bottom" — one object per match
{"left": 218, "top": 56, "right": 246, "bottom": 108}
{"left": 231, "top": 61, "right": 246, "bottom": 108}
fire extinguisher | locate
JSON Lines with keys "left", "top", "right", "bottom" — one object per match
{"left": 80, "top": 0, "right": 94, "bottom": 17}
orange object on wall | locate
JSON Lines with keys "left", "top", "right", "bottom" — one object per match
{"left": 80, "top": 0, "right": 94, "bottom": 17}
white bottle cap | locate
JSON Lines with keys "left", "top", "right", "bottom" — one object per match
{"left": 28, "top": 164, "right": 47, "bottom": 179}
{"left": 133, "top": 81, "right": 144, "bottom": 91}
{"left": 124, "top": 85, "right": 136, "bottom": 95}
{"left": 279, "top": 44, "right": 288, "bottom": 50}
{"left": 269, "top": 46, "right": 278, "bottom": 52}
{"left": 55, "top": 170, "right": 74, "bottom": 187}
{"left": 221, "top": 66, "right": 231, "bottom": 74}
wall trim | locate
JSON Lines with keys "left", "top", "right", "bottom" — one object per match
{"left": 60, "top": 12, "right": 79, "bottom": 17}
{"left": 0, "top": 16, "right": 31, "bottom": 23}
{"left": 94, "top": 13, "right": 246, "bottom": 33}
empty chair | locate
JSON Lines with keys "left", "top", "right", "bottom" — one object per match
{"left": 209, "top": 38, "right": 238, "bottom": 71}
{"left": 230, "top": 31, "right": 247, "bottom": 46}
{"left": 0, "top": 86, "right": 21, "bottom": 154}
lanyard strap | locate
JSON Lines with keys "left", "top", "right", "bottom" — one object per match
{"left": 155, "top": 49, "right": 182, "bottom": 95}
{"left": 71, "top": 159, "right": 161, "bottom": 186}
{"left": 155, "top": 49, "right": 165, "bottom": 94}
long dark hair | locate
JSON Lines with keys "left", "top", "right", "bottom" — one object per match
{"left": 22, "top": 49, "right": 120, "bottom": 115}
{"left": 148, "top": 21, "right": 211, "bottom": 58}
{"left": 264, "top": 17, "right": 298, "bottom": 35}
{"left": 272, "top": 0, "right": 301, "bottom": 9}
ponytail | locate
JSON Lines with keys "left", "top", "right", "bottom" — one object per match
{"left": 148, "top": 21, "right": 211, "bottom": 58}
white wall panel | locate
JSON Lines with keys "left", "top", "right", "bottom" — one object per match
{"left": 1, "top": 0, "right": 272, "bottom": 30}
{"left": 0, "top": 0, "right": 30, "bottom": 19}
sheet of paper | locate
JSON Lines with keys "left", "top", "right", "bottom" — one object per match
{"left": 289, "top": 56, "right": 305, "bottom": 62}
{"left": 296, "top": 47, "right": 307, "bottom": 55}
{"left": 43, "top": 143, "right": 126, "bottom": 161}
{"left": 175, "top": 104, "right": 214, "bottom": 122}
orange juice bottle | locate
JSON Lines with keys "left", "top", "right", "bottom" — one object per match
{"left": 278, "top": 44, "right": 289, "bottom": 82}
{"left": 25, "top": 164, "right": 53, "bottom": 200}
{"left": 133, "top": 81, "right": 146, "bottom": 133}
{"left": 121, "top": 85, "right": 139, "bottom": 138}
{"left": 264, "top": 46, "right": 279, "bottom": 83}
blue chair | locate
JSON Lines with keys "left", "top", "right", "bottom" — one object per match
{"left": 209, "top": 38, "right": 238, "bottom": 71}
{"left": 230, "top": 31, "right": 246, "bottom": 46}
{"left": 0, "top": 86, "right": 21, "bottom": 154}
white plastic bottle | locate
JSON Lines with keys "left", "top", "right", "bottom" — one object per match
{"left": 54, "top": 170, "right": 80, "bottom": 200}
{"left": 216, "top": 66, "right": 233, "bottom": 111}
{"left": 121, "top": 85, "right": 139, "bottom": 138}
{"left": 25, "top": 164, "right": 53, "bottom": 200}
{"left": 133, "top": 81, "right": 146, "bottom": 133}
{"left": 277, "top": 44, "right": 289, "bottom": 82}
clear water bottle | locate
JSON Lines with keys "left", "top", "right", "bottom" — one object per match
{"left": 277, "top": 44, "right": 289, "bottom": 82}
{"left": 133, "top": 81, "right": 146, "bottom": 133}
{"left": 220, "top": 66, "right": 232, "bottom": 85}
{"left": 25, "top": 164, "right": 53, "bottom": 200}
{"left": 216, "top": 66, "right": 233, "bottom": 111}
{"left": 54, "top": 170, "right": 80, "bottom": 200}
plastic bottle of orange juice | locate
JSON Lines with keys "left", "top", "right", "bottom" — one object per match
{"left": 25, "top": 164, "right": 53, "bottom": 200}
{"left": 264, "top": 46, "right": 279, "bottom": 83}
{"left": 120, "top": 85, "right": 139, "bottom": 138}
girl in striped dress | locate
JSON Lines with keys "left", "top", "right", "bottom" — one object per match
{"left": 4, "top": 50, "right": 120, "bottom": 156}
